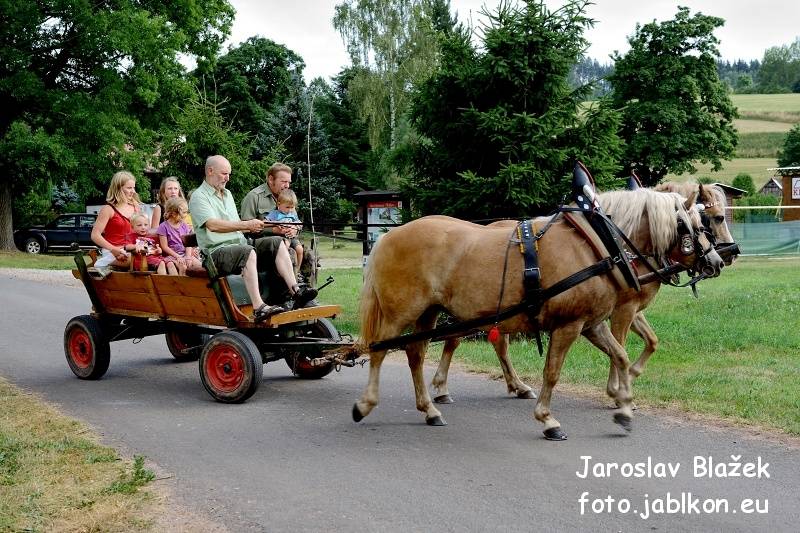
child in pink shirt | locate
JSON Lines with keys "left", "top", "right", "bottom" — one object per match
{"left": 156, "top": 197, "right": 202, "bottom": 275}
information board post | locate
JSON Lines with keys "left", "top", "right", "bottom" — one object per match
{"left": 354, "top": 190, "right": 404, "bottom": 267}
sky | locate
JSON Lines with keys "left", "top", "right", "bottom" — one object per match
{"left": 225, "top": 0, "right": 800, "bottom": 82}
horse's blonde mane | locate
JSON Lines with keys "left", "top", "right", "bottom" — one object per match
{"left": 655, "top": 181, "right": 728, "bottom": 210}
{"left": 597, "top": 189, "right": 690, "bottom": 255}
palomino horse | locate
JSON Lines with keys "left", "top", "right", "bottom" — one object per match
{"left": 430, "top": 182, "right": 736, "bottom": 405}
{"left": 354, "top": 188, "right": 723, "bottom": 439}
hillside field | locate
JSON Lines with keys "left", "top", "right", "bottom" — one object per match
{"left": 667, "top": 93, "right": 799, "bottom": 188}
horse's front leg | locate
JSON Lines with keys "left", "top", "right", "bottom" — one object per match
{"left": 352, "top": 349, "right": 387, "bottom": 422}
{"left": 583, "top": 322, "right": 634, "bottom": 432}
{"left": 629, "top": 312, "right": 658, "bottom": 378}
{"left": 534, "top": 322, "right": 583, "bottom": 441}
{"left": 431, "top": 337, "right": 459, "bottom": 404}
{"left": 493, "top": 333, "right": 535, "bottom": 399}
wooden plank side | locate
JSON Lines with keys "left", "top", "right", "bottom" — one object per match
{"left": 151, "top": 275, "right": 214, "bottom": 297}
{"left": 91, "top": 272, "right": 158, "bottom": 293}
{"left": 264, "top": 305, "right": 341, "bottom": 327}
{"left": 161, "top": 296, "right": 227, "bottom": 325}
{"left": 95, "top": 289, "right": 165, "bottom": 316}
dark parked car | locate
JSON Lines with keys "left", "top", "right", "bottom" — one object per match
{"left": 14, "top": 213, "right": 98, "bottom": 254}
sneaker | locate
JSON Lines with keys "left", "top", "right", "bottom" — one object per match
{"left": 291, "top": 285, "right": 318, "bottom": 309}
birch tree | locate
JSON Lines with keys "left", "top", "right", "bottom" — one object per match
{"left": 333, "top": 0, "right": 440, "bottom": 150}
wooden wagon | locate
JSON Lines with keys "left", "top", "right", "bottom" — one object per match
{"left": 64, "top": 252, "right": 359, "bottom": 403}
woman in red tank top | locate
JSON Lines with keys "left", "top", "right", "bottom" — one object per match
{"left": 91, "top": 170, "right": 141, "bottom": 267}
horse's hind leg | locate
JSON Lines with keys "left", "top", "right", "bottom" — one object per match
{"left": 493, "top": 334, "right": 535, "bottom": 399}
{"left": 607, "top": 304, "right": 637, "bottom": 402}
{"left": 408, "top": 310, "right": 446, "bottom": 425}
{"left": 352, "top": 349, "right": 388, "bottom": 422}
{"left": 583, "top": 323, "right": 634, "bottom": 432}
{"left": 629, "top": 312, "right": 658, "bottom": 378}
{"left": 431, "top": 337, "right": 459, "bottom": 404}
{"left": 534, "top": 322, "right": 583, "bottom": 441}
{"left": 432, "top": 333, "right": 534, "bottom": 403}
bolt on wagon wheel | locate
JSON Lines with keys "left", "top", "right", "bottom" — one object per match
{"left": 25, "top": 237, "right": 43, "bottom": 254}
{"left": 64, "top": 315, "right": 110, "bottom": 379}
{"left": 199, "top": 331, "right": 263, "bottom": 403}
{"left": 284, "top": 318, "right": 340, "bottom": 379}
{"left": 165, "top": 328, "right": 210, "bottom": 362}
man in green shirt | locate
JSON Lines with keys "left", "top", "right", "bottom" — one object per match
{"left": 240, "top": 162, "right": 312, "bottom": 274}
{"left": 189, "top": 155, "right": 316, "bottom": 322}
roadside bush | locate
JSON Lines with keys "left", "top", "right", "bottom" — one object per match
{"left": 732, "top": 173, "right": 756, "bottom": 196}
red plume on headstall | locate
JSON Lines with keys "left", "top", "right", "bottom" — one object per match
{"left": 487, "top": 326, "right": 500, "bottom": 343}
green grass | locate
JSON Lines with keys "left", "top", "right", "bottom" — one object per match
{"left": 666, "top": 157, "right": 778, "bottom": 188}
{"left": 304, "top": 231, "right": 364, "bottom": 261}
{"left": 0, "top": 251, "right": 77, "bottom": 270}
{"left": 731, "top": 93, "right": 800, "bottom": 121}
{"left": 326, "top": 258, "right": 800, "bottom": 436}
{"left": 736, "top": 132, "right": 787, "bottom": 158}
{"left": 0, "top": 378, "right": 157, "bottom": 531}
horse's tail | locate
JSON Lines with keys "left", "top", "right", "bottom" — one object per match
{"left": 359, "top": 252, "right": 384, "bottom": 349}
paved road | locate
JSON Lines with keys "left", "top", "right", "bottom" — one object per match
{"left": 1, "top": 273, "right": 798, "bottom": 532}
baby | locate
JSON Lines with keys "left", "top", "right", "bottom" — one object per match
{"left": 265, "top": 189, "right": 303, "bottom": 275}
{"left": 124, "top": 213, "right": 176, "bottom": 274}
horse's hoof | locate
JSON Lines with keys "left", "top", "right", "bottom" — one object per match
{"left": 352, "top": 403, "right": 365, "bottom": 422}
{"left": 426, "top": 415, "right": 447, "bottom": 426}
{"left": 543, "top": 427, "right": 568, "bottom": 441}
{"left": 613, "top": 412, "right": 633, "bottom": 432}
{"left": 517, "top": 390, "right": 537, "bottom": 399}
{"left": 433, "top": 394, "right": 453, "bottom": 404}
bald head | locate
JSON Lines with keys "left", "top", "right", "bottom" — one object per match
{"left": 205, "top": 155, "right": 229, "bottom": 174}
{"left": 204, "top": 155, "right": 232, "bottom": 192}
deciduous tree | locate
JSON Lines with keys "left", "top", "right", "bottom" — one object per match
{"left": 199, "top": 37, "right": 306, "bottom": 136}
{"left": 333, "top": 0, "right": 440, "bottom": 150}
{"left": 608, "top": 7, "right": 738, "bottom": 185}
{"left": 0, "top": 0, "right": 234, "bottom": 249}
{"left": 777, "top": 123, "right": 800, "bottom": 167}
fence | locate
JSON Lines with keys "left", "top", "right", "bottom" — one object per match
{"left": 727, "top": 206, "right": 800, "bottom": 256}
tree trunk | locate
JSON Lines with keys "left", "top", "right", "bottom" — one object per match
{"left": 0, "top": 179, "right": 16, "bottom": 250}
{"left": 389, "top": 87, "right": 396, "bottom": 150}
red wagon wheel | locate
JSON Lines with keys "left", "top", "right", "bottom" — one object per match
{"left": 64, "top": 315, "right": 110, "bottom": 379}
{"left": 165, "top": 328, "right": 210, "bottom": 362}
{"left": 284, "top": 318, "right": 340, "bottom": 379}
{"left": 199, "top": 331, "right": 263, "bottom": 403}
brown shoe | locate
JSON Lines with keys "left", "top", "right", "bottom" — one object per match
{"left": 253, "top": 303, "right": 286, "bottom": 323}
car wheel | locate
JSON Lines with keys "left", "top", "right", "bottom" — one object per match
{"left": 25, "top": 237, "right": 44, "bottom": 254}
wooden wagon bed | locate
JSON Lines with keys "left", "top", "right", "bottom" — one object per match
{"left": 73, "top": 263, "right": 341, "bottom": 329}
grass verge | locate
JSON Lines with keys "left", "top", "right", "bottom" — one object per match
{"left": 0, "top": 377, "right": 159, "bottom": 532}
{"left": 0, "top": 251, "right": 76, "bottom": 270}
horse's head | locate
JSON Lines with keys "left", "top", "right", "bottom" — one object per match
{"left": 696, "top": 183, "right": 738, "bottom": 266}
{"left": 668, "top": 192, "right": 724, "bottom": 277}
{"left": 655, "top": 181, "right": 739, "bottom": 266}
